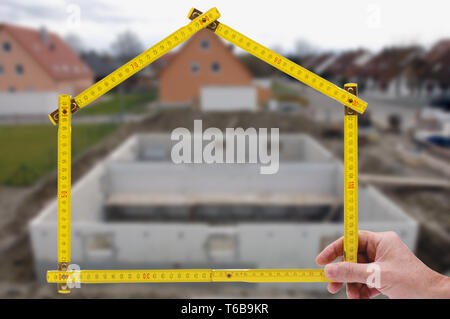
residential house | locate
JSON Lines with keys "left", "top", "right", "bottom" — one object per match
{"left": 158, "top": 29, "right": 271, "bottom": 111}
{"left": 302, "top": 53, "right": 336, "bottom": 77}
{"left": 296, "top": 40, "right": 449, "bottom": 100}
{"left": 421, "top": 39, "right": 450, "bottom": 96}
{"left": 0, "top": 23, "right": 93, "bottom": 94}
{"left": 321, "top": 49, "right": 372, "bottom": 86}
{"left": 358, "top": 46, "right": 424, "bottom": 99}
{"left": 313, "top": 54, "right": 338, "bottom": 77}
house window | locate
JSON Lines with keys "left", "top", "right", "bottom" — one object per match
{"left": 2, "top": 41, "right": 11, "bottom": 52}
{"left": 8, "top": 87, "right": 16, "bottom": 92}
{"left": 190, "top": 61, "right": 200, "bottom": 74}
{"left": 0, "top": 65, "right": 4, "bottom": 75}
{"left": 200, "top": 39, "right": 209, "bottom": 50}
{"left": 211, "top": 61, "right": 220, "bottom": 73}
{"left": 15, "top": 64, "right": 24, "bottom": 75}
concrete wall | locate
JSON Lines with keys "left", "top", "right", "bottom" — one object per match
{"left": 104, "top": 163, "right": 340, "bottom": 196}
{"left": 0, "top": 92, "right": 58, "bottom": 116}
{"left": 200, "top": 86, "right": 257, "bottom": 111}
{"left": 132, "top": 133, "right": 335, "bottom": 163}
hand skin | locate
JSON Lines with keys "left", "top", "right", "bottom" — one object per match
{"left": 316, "top": 230, "right": 450, "bottom": 299}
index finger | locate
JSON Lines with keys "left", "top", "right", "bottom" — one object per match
{"left": 316, "top": 231, "right": 379, "bottom": 265}
{"left": 316, "top": 236, "right": 344, "bottom": 266}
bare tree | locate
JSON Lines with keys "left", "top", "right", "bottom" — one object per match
{"left": 294, "top": 39, "right": 317, "bottom": 58}
{"left": 65, "top": 33, "right": 84, "bottom": 54}
{"left": 110, "top": 30, "right": 143, "bottom": 62}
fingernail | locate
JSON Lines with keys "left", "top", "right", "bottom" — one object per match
{"left": 325, "top": 264, "right": 338, "bottom": 278}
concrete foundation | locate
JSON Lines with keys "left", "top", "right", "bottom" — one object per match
{"left": 29, "top": 133, "right": 418, "bottom": 291}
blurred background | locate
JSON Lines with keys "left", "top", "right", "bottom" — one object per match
{"left": 0, "top": 0, "right": 449, "bottom": 298}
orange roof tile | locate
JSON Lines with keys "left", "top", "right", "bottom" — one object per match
{"left": 0, "top": 23, "right": 93, "bottom": 81}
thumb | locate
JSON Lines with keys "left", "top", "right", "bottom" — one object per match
{"left": 324, "top": 262, "right": 370, "bottom": 283}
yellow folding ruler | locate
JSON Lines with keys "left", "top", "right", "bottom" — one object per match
{"left": 48, "top": 269, "right": 328, "bottom": 284}
{"left": 343, "top": 84, "right": 359, "bottom": 263}
{"left": 48, "top": 7, "right": 365, "bottom": 292}
{"left": 56, "top": 95, "right": 72, "bottom": 293}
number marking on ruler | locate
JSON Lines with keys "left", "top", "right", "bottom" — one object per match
{"left": 188, "top": 8, "right": 367, "bottom": 115}
{"left": 48, "top": 7, "right": 221, "bottom": 125}
{"left": 47, "top": 269, "right": 329, "bottom": 284}
{"left": 344, "top": 84, "right": 359, "bottom": 263}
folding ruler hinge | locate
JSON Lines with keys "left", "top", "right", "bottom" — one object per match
{"left": 57, "top": 262, "right": 71, "bottom": 294}
{"left": 188, "top": 8, "right": 220, "bottom": 31}
{"left": 49, "top": 98, "right": 80, "bottom": 125}
{"left": 344, "top": 106, "right": 356, "bottom": 116}
{"left": 344, "top": 84, "right": 358, "bottom": 116}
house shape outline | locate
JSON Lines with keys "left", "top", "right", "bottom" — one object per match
{"left": 49, "top": 7, "right": 366, "bottom": 289}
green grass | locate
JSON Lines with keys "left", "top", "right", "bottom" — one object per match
{"left": 271, "top": 80, "right": 301, "bottom": 95}
{"left": 0, "top": 123, "right": 118, "bottom": 186}
{"left": 78, "top": 92, "right": 157, "bottom": 116}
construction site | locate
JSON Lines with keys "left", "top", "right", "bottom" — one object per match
{"left": 0, "top": 106, "right": 448, "bottom": 298}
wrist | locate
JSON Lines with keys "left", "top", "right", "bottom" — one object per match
{"left": 427, "top": 271, "right": 450, "bottom": 298}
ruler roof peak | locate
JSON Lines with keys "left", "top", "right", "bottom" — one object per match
{"left": 188, "top": 8, "right": 367, "bottom": 114}
{"left": 48, "top": 7, "right": 366, "bottom": 125}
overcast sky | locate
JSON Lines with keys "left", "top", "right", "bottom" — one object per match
{"left": 1, "top": 0, "right": 449, "bottom": 54}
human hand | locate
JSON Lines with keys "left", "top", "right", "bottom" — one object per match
{"left": 316, "top": 230, "right": 450, "bottom": 299}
